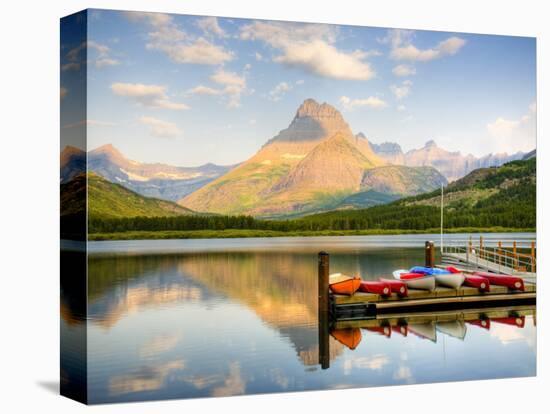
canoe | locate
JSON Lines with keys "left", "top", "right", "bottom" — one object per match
{"left": 331, "top": 328, "right": 362, "bottom": 350}
{"left": 408, "top": 321, "right": 437, "bottom": 342}
{"left": 436, "top": 320, "right": 467, "bottom": 340}
{"left": 435, "top": 273, "right": 465, "bottom": 289}
{"left": 466, "top": 318, "right": 491, "bottom": 330}
{"left": 473, "top": 272, "right": 525, "bottom": 291}
{"left": 364, "top": 325, "right": 392, "bottom": 337}
{"left": 329, "top": 273, "right": 362, "bottom": 295}
{"left": 464, "top": 274, "right": 491, "bottom": 292}
{"left": 392, "top": 323, "right": 408, "bottom": 337}
{"left": 410, "top": 266, "right": 451, "bottom": 276}
{"left": 379, "top": 278, "right": 408, "bottom": 297}
{"left": 393, "top": 270, "right": 436, "bottom": 291}
{"left": 492, "top": 315, "right": 525, "bottom": 328}
{"left": 359, "top": 280, "right": 391, "bottom": 296}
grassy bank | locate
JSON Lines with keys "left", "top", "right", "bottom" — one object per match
{"left": 88, "top": 227, "right": 535, "bottom": 241}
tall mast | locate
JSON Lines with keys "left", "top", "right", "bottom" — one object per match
{"left": 440, "top": 181, "right": 444, "bottom": 253}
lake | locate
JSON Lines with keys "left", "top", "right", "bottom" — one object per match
{"left": 61, "top": 233, "right": 536, "bottom": 404}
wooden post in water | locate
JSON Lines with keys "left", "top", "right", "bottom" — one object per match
{"left": 425, "top": 241, "right": 435, "bottom": 268}
{"left": 531, "top": 241, "right": 536, "bottom": 273}
{"left": 318, "top": 252, "right": 330, "bottom": 369}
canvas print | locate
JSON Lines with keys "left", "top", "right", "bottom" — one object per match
{"left": 60, "top": 9, "right": 536, "bottom": 405}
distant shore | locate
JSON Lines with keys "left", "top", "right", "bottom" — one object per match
{"left": 87, "top": 227, "right": 535, "bottom": 241}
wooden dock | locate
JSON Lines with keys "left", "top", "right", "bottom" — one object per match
{"left": 317, "top": 240, "right": 537, "bottom": 321}
{"left": 333, "top": 283, "right": 536, "bottom": 311}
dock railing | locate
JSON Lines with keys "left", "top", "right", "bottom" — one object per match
{"left": 441, "top": 236, "right": 536, "bottom": 276}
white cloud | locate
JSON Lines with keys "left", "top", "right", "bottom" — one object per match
{"left": 339, "top": 95, "right": 388, "bottom": 110}
{"left": 390, "top": 80, "right": 413, "bottom": 100}
{"left": 188, "top": 85, "right": 223, "bottom": 96}
{"left": 392, "top": 64, "right": 416, "bottom": 77}
{"left": 111, "top": 82, "right": 189, "bottom": 110}
{"left": 486, "top": 102, "right": 536, "bottom": 153}
{"left": 125, "top": 11, "right": 233, "bottom": 66}
{"left": 151, "top": 37, "right": 233, "bottom": 65}
{"left": 211, "top": 70, "right": 246, "bottom": 88}
{"left": 95, "top": 58, "right": 119, "bottom": 68}
{"left": 196, "top": 17, "right": 228, "bottom": 38}
{"left": 255, "top": 52, "right": 263, "bottom": 61}
{"left": 188, "top": 69, "right": 248, "bottom": 108}
{"left": 397, "top": 104, "right": 406, "bottom": 111}
{"left": 139, "top": 116, "right": 182, "bottom": 138}
{"left": 295, "top": 79, "right": 305, "bottom": 85}
{"left": 63, "top": 40, "right": 120, "bottom": 71}
{"left": 62, "top": 119, "right": 117, "bottom": 129}
{"left": 381, "top": 29, "right": 466, "bottom": 62}
{"left": 240, "top": 21, "right": 375, "bottom": 81}
{"left": 268, "top": 82, "right": 292, "bottom": 101}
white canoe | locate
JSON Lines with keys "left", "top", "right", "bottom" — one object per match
{"left": 408, "top": 322, "right": 437, "bottom": 342}
{"left": 393, "top": 269, "right": 436, "bottom": 291}
{"left": 436, "top": 320, "right": 467, "bottom": 340}
{"left": 435, "top": 273, "right": 465, "bottom": 289}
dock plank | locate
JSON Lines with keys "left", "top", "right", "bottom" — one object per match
{"left": 333, "top": 283, "right": 536, "bottom": 306}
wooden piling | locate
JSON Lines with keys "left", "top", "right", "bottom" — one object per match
{"left": 318, "top": 251, "right": 330, "bottom": 369}
{"left": 531, "top": 241, "right": 536, "bottom": 273}
{"left": 425, "top": 241, "right": 435, "bottom": 268}
{"left": 318, "top": 252, "right": 330, "bottom": 314}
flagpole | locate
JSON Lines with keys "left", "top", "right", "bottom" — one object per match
{"left": 440, "top": 182, "right": 444, "bottom": 253}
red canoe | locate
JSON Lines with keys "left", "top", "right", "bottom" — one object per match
{"left": 464, "top": 275, "right": 491, "bottom": 292}
{"left": 364, "top": 325, "right": 392, "bottom": 337}
{"left": 359, "top": 281, "right": 391, "bottom": 296}
{"left": 392, "top": 324, "right": 408, "bottom": 337}
{"left": 379, "top": 278, "right": 408, "bottom": 297}
{"left": 474, "top": 272, "right": 525, "bottom": 291}
{"left": 492, "top": 315, "right": 525, "bottom": 328}
{"left": 466, "top": 318, "right": 491, "bottom": 330}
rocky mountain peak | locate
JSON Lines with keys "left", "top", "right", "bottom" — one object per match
{"left": 265, "top": 99, "right": 352, "bottom": 145}
{"left": 424, "top": 140, "right": 438, "bottom": 149}
{"left": 295, "top": 99, "right": 344, "bottom": 121}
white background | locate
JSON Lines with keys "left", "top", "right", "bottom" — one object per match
{"left": 0, "top": 0, "right": 546, "bottom": 412}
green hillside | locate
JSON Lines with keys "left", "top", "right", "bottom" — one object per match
{"left": 87, "top": 173, "right": 195, "bottom": 219}
{"left": 62, "top": 173, "right": 195, "bottom": 222}
{"left": 298, "top": 158, "right": 535, "bottom": 230}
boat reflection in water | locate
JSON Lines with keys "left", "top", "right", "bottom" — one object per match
{"left": 326, "top": 306, "right": 535, "bottom": 360}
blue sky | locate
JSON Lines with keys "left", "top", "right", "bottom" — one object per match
{"left": 61, "top": 9, "right": 536, "bottom": 166}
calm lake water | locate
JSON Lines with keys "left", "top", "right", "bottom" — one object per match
{"left": 61, "top": 233, "right": 536, "bottom": 404}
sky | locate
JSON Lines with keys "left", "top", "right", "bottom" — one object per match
{"left": 61, "top": 9, "right": 536, "bottom": 166}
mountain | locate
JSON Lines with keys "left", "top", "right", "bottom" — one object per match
{"left": 523, "top": 149, "right": 536, "bottom": 160}
{"left": 88, "top": 144, "right": 233, "bottom": 201}
{"left": 366, "top": 139, "right": 405, "bottom": 165}
{"left": 368, "top": 139, "right": 526, "bottom": 182}
{"left": 361, "top": 165, "right": 446, "bottom": 195}
{"left": 298, "top": 158, "right": 536, "bottom": 230}
{"left": 62, "top": 172, "right": 195, "bottom": 220}
{"left": 60, "top": 145, "right": 86, "bottom": 184}
{"left": 180, "top": 99, "right": 445, "bottom": 217}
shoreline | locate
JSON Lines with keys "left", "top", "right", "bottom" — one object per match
{"left": 87, "top": 227, "right": 535, "bottom": 241}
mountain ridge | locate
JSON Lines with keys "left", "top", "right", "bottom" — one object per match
{"left": 180, "top": 99, "right": 444, "bottom": 217}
